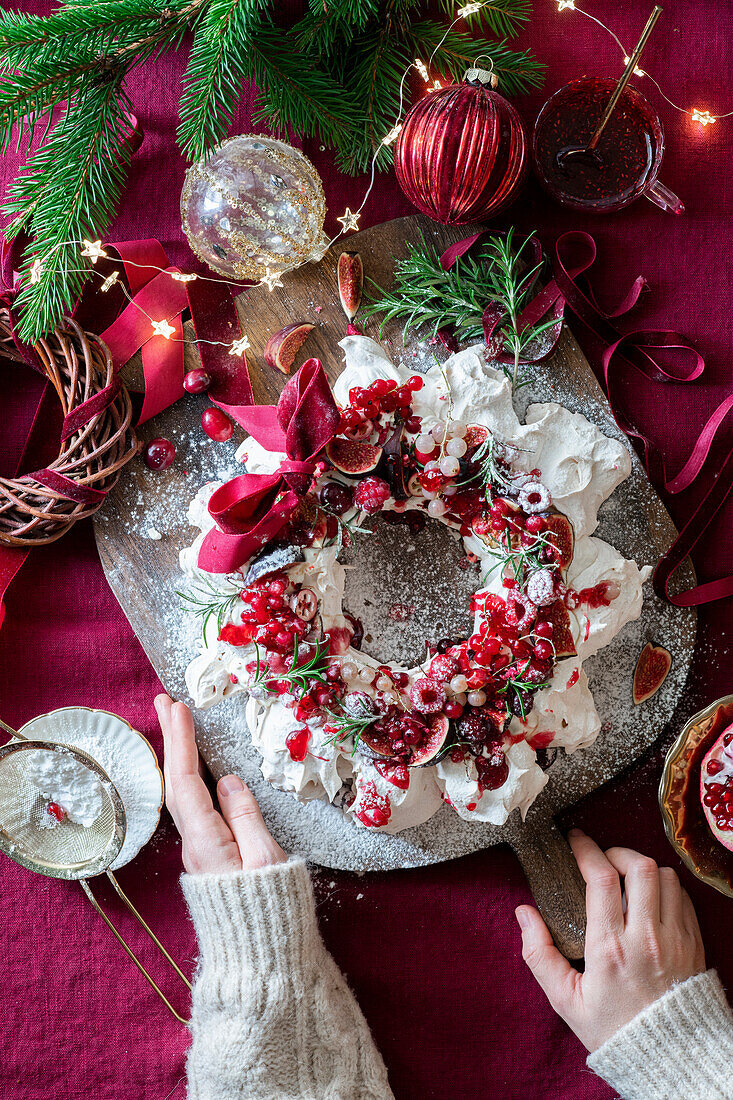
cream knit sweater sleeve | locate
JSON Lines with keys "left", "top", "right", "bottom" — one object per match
{"left": 587, "top": 969, "right": 733, "bottom": 1100}
{"left": 181, "top": 858, "right": 394, "bottom": 1100}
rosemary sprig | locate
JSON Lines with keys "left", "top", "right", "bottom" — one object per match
{"left": 321, "top": 504, "right": 373, "bottom": 554}
{"left": 323, "top": 705, "right": 378, "bottom": 755}
{"left": 177, "top": 575, "right": 243, "bottom": 640}
{"left": 250, "top": 637, "right": 331, "bottom": 697}
{"left": 363, "top": 229, "right": 560, "bottom": 391}
{"left": 480, "top": 527, "right": 552, "bottom": 592}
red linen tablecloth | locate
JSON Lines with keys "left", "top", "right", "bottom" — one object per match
{"left": 1, "top": 2, "right": 731, "bottom": 1097}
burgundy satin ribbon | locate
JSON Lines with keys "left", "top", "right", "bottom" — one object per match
{"left": 441, "top": 229, "right": 732, "bottom": 606}
{"left": 197, "top": 358, "right": 340, "bottom": 574}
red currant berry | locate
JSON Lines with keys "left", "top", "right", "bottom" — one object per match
{"left": 534, "top": 639, "right": 554, "bottom": 660}
{"left": 144, "top": 437, "right": 175, "bottom": 470}
{"left": 407, "top": 375, "right": 424, "bottom": 391}
{"left": 370, "top": 378, "right": 391, "bottom": 397}
{"left": 524, "top": 515, "right": 546, "bottom": 534}
{"left": 444, "top": 701, "right": 464, "bottom": 719}
{"left": 183, "top": 368, "right": 212, "bottom": 394}
{"left": 534, "top": 620, "right": 554, "bottom": 639}
{"left": 201, "top": 407, "right": 233, "bottom": 442}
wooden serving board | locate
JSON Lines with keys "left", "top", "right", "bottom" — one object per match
{"left": 94, "top": 216, "right": 696, "bottom": 958}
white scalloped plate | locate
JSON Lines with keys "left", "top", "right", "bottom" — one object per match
{"left": 19, "top": 707, "right": 163, "bottom": 871}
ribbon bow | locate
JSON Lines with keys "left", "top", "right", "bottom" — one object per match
{"left": 198, "top": 358, "right": 340, "bottom": 574}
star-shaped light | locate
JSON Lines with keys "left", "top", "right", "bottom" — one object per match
{"left": 100, "top": 271, "right": 120, "bottom": 293}
{"left": 170, "top": 271, "right": 198, "bottom": 282}
{"left": 29, "top": 258, "right": 43, "bottom": 284}
{"left": 81, "top": 239, "right": 107, "bottom": 264}
{"left": 151, "top": 318, "right": 176, "bottom": 339}
{"left": 557, "top": 0, "right": 575, "bottom": 9}
{"left": 260, "top": 268, "right": 284, "bottom": 291}
{"left": 229, "top": 336, "right": 250, "bottom": 357}
{"left": 337, "top": 208, "right": 361, "bottom": 233}
{"left": 457, "top": 2, "right": 483, "bottom": 16}
{"left": 691, "top": 108, "right": 716, "bottom": 126}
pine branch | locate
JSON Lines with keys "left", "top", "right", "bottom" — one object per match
{"left": 250, "top": 26, "right": 357, "bottom": 151}
{"left": 0, "top": 2, "right": 195, "bottom": 73}
{"left": 407, "top": 21, "right": 544, "bottom": 95}
{"left": 434, "top": 0, "right": 532, "bottom": 40}
{"left": 177, "top": 0, "right": 268, "bottom": 161}
{"left": 3, "top": 75, "right": 136, "bottom": 342}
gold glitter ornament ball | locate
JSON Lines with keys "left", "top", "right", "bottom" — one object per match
{"left": 180, "top": 134, "right": 329, "bottom": 281}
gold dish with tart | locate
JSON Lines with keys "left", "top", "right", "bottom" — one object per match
{"left": 659, "top": 694, "right": 733, "bottom": 898}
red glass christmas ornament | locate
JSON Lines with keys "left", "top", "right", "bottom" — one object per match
{"left": 394, "top": 69, "right": 528, "bottom": 225}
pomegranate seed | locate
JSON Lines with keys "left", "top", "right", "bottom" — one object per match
{"left": 47, "top": 802, "right": 66, "bottom": 823}
{"left": 144, "top": 437, "right": 175, "bottom": 470}
{"left": 183, "top": 368, "right": 212, "bottom": 394}
{"left": 201, "top": 407, "right": 233, "bottom": 442}
{"left": 707, "top": 758, "right": 723, "bottom": 775}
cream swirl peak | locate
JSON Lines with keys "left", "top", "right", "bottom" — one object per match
{"left": 181, "top": 336, "right": 650, "bottom": 834}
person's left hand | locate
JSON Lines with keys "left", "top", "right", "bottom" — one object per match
{"left": 155, "top": 694, "right": 288, "bottom": 875}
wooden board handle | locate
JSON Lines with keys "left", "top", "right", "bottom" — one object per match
{"left": 510, "top": 814, "right": 587, "bottom": 960}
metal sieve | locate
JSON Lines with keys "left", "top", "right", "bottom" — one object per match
{"left": 0, "top": 717, "right": 190, "bottom": 1021}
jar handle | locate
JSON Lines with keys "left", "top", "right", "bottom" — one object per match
{"left": 645, "top": 178, "right": 685, "bottom": 215}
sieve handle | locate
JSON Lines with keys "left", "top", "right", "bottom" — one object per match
{"left": 80, "top": 876, "right": 192, "bottom": 1023}
{"left": 0, "top": 717, "right": 26, "bottom": 743}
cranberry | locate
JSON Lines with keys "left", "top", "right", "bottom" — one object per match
{"left": 319, "top": 482, "right": 353, "bottom": 515}
{"left": 183, "top": 368, "right": 212, "bottom": 394}
{"left": 144, "top": 437, "right": 175, "bottom": 470}
{"left": 201, "top": 406, "right": 233, "bottom": 442}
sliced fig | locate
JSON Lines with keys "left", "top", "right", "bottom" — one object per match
{"left": 359, "top": 729, "right": 393, "bottom": 760}
{"left": 547, "top": 599, "right": 577, "bottom": 658}
{"left": 544, "top": 514, "right": 574, "bottom": 569}
{"left": 410, "top": 714, "right": 451, "bottom": 767}
{"left": 325, "top": 437, "right": 382, "bottom": 476}
{"left": 243, "top": 541, "right": 304, "bottom": 585}
{"left": 264, "top": 322, "right": 315, "bottom": 375}
{"left": 464, "top": 425, "right": 489, "bottom": 452}
{"left": 632, "top": 642, "right": 671, "bottom": 705}
{"left": 378, "top": 425, "right": 408, "bottom": 500}
{"left": 338, "top": 251, "right": 363, "bottom": 321}
{"left": 700, "top": 721, "right": 733, "bottom": 852}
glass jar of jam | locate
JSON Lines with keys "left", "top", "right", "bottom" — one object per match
{"left": 532, "top": 76, "right": 683, "bottom": 215}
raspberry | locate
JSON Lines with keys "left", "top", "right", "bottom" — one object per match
{"left": 409, "top": 677, "right": 447, "bottom": 714}
{"left": 429, "top": 654, "right": 458, "bottom": 682}
{"left": 354, "top": 476, "right": 391, "bottom": 514}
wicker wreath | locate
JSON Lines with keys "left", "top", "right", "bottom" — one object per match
{"left": 0, "top": 308, "right": 138, "bottom": 547}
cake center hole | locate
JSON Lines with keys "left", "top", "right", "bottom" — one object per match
{"left": 340, "top": 514, "right": 478, "bottom": 668}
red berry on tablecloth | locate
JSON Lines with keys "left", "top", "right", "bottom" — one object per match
{"left": 201, "top": 407, "right": 233, "bottom": 442}
{"left": 144, "top": 437, "right": 175, "bottom": 470}
{"left": 183, "top": 368, "right": 211, "bottom": 394}
{"left": 354, "top": 477, "right": 390, "bottom": 514}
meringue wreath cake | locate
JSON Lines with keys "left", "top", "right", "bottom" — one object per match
{"left": 180, "top": 336, "right": 650, "bottom": 835}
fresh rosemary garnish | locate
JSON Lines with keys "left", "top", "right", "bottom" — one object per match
{"left": 363, "top": 229, "right": 560, "bottom": 391}
{"left": 321, "top": 504, "right": 373, "bottom": 554}
{"left": 250, "top": 637, "right": 332, "bottom": 697}
{"left": 323, "top": 705, "right": 378, "bottom": 756}
{"left": 176, "top": 575, "right": 243, "bottom": 640}
{"left": 480, "top": 527, "right": 552, "bottom": 592}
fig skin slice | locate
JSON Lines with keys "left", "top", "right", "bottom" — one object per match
{"left": 410, "top": 715, "right": 451, "bottom": 767}
{"left": 547, "top": 599, "right": 577, "bottom": 658}
{"left": 544, "top": 514, "right": 575, "bottom": 570}
{"left": 325, "top": 438, "right": 383, "bottom": 477}
{"left": 632, "top": 641, "right": 672, "bottom": 705}
{"left": 378, "top": 425, "right": 409, "bottom": 500}
{"left": 338, "top": 252, "right": 363, "bottom": 321}
{"left": 264, "top": 322, "right": 315, "bottom": 374}
{"left": 700, "top": 720, "right": 733, "bottom": 853}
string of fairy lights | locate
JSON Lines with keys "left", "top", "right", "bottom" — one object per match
{"left": 22, "top": 0, "right": 730, "bottom": 364}
{"left": 556, "top": 1, "right": 733, "bottom": 127}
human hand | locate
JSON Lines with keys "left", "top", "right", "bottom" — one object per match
{"left": 516, "top": 830, "right": 706, "bottom": 1052}
{"left": 155, "top": 694, "right": 287, "bottom": 875}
